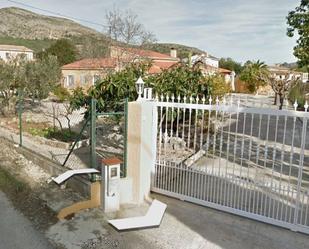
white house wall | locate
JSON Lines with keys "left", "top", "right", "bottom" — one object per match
{"left": 0, "top": 50, "right": 33, "bottom": 62}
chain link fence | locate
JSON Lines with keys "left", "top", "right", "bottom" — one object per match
{"left": 0, "top": 93, "right": 128, "bottom": 176}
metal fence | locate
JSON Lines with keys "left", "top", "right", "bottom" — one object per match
{"left": 0, "top": 93, "right": 128, "bottom": 175}
{"left": 95, "top": 98, "right": 128, "bottom": 177}
{"left": 151, "top": 95, "right": 309, "bottom": 233}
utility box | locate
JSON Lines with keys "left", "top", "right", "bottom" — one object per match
{"left": 101, "top": 157, "right": 122, "bottom": 212}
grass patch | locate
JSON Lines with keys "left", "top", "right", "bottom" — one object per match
{"left": 44, "top": 128, "right": 81, "bottom": 142}
{"left": 0, "top": 36, "right": 55, "bottom": 53}
{"left": 10, "top": 120, "right": 82, "bottom": 143}
{"left": 0, "top": 167, "right": 27, "bottom": 193}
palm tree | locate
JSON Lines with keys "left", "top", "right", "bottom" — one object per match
{"left": 240, "top": 60, "right": 269, "bottom": 93}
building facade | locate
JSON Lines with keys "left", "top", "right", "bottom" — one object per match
{"left": 0, "top": 44, "right": 33, "bottom": 62}
{"left": 61, "top": 47, "right": 180, "bottom": 90}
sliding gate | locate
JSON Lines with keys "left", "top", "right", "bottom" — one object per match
{"left": 151, "top": 96, "right": 309, "bottom": 233}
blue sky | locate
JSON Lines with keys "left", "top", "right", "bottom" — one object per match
{"left": 0, "top": 0, "right": 299, "bottom": 64}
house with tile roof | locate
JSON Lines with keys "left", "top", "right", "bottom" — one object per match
{"left": 0, "top": 44, "right": 33, "bottom": 62}
{"left": 191, "top": 53, "right": 236, "bottom": 90}
{"left": 61, "top": 46, "right": 180, "bottom": 89}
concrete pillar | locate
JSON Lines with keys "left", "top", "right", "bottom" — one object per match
{"left": 127, "top": 101, "right": 157, "bottom": 204}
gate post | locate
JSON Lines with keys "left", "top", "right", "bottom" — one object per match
{"left": 126, "top": 100, "right": 157, "bottom": 204}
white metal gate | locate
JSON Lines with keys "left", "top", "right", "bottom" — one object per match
{"left": 151, "top": 95, "right": 309, "bottom": 234}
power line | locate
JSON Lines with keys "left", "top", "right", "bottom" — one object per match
{"left": 6, "top": 0, "right": 108, "bottom": 28}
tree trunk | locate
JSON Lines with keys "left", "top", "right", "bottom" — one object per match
{"left": 274, "top": 93, "right": 277, "bottom": 105}
{"left": 279, "top": 95, "right": 284, "bottom": 110}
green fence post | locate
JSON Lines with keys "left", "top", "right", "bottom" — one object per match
{"left": 90, "top": 98, "right": 97, "bottom": 170}
{"left": 123, "top": 97, "right": 128, "bottom": 177}
{"left": 18, "top": 88, "right": 23, "bottom": 147}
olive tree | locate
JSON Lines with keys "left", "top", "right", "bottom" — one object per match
{"left": 25, "top": 55, "right": 61, "bottom": 104}
{"left": 0, "top": 56, "right": 27, "bottom": 114}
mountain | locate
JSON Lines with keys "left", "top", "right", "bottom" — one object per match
{"left": 143, "top": 43, "right": 205, "bottom": 59}
{"left": 0, "top": 7, "right": 204, "bottom": 59}
{"left": 0, "top": 7, "right": 102, "bottom": 39}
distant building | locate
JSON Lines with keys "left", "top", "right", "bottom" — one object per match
{"left": 61, "top": 46, "right": 180, "bottom": 89}
{"left": 0, "top": 44, "right": 33, "bottom": 62}
{"left": 62, "top": 58, "right": 118, "bottom": 89}
{"left": 191, "top": 53, "right": 235, "bottom": 90}
{"left": 267, "top": 65, "right": 308, "bottom": 83}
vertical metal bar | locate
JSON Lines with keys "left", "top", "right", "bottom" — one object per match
{"left": 287, "top": 116, "right": 297, "bottom": 223}
{"left": 254, "top": 113, "right": 263, "bottom": 215}
{"left": 163, "top": 102, "right": 168, "bottom": 191}
{"left": 218, "top": 106, "right": 225, "bottom": 205}
{"left": 294, "top": 117, "right": 307, "bottom": 226}
{"left": 238, "top": 111, "right": 247, "bottom": 210}
{"left": 18, "top": 88, "right": 23, "bottom": 147}
{"left": 247, "top": 112, "right": 254, "bottom": 213}
{"left": 188, "top": 96, "right": 193, "bottom": 148}
{"left": 224, "top": 109, "right": 232, "bottom": 207}
{"left": 211, "top": 101, "right": 219, "bottom": 203}
{"left": 232, "top": 104, "right": 240, "bottom": 208}
{"left": 262, "top": 114, "right": 270, "bottom": 216}
{"left": 193, "top": 97, "right": 199, "bottom": 152}
{"left": 279, "top": 115, "right": 287, "bottom": 221}
{"left": 269, "top": 115, "right": 279, "bottom": 218}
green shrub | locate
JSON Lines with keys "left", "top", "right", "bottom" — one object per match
{"left": 288, "top": 82, "right": 308, "bottom": 107}
{"left": 44, "top": 128, "right": 80, "bottom": 143}
{"left": 52, "top": 85, "right": 71, "bottom": 102}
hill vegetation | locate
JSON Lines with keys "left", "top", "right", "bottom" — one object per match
{"left": 0, "top": 7, "right": 204, "bottom": 60}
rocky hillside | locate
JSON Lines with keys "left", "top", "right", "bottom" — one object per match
{"left": 0, "top": 7, "right": 204, "bottom": 59}
{"left": 0, "top": 7, "right": 102, "bottom": 40}
{"left": 143, "top": 43, "right": 204, "bottom": 59}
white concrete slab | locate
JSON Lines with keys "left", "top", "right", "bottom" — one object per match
{"left": 52, "top": 169, "right": 99, "bottom": 185}
{"left": 108, "top": 199, "right": 167, "bottom": 230}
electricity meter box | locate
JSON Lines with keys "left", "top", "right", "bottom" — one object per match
{"left": 101, "top": 158, "right": 122, "bottom": 212}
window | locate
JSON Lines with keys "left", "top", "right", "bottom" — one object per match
{"left": 93, "top": 75, "right": 101, "bottom": 85}
{"left": 67, "top": 75, "right": 74, "bottom": 87}
{"left": 80, "top": 75, "right": 86, "bottom": 85}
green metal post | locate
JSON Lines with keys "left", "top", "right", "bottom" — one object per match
{"left": 123, "top": 97, "right": 128, "bottom": 177}
{"left": 90, "top": 98, "right": 97, "bottom": 170}
{"left": 18, "top": 88, "right": 23, "bottom": 147}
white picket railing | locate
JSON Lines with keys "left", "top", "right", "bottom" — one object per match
{"left": 151, "top": 94, "right": 309, "bottom": 233}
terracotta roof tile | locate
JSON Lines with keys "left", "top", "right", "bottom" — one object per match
{"left": 219, "top": 68, "right": 232, "bottom": 73}
{"left": 62, "top": 58, "right": 117, "bottom": 70}
{"left": 148, "top": 61, "right": 179, "bottom": 74}
{"left": 112, "top": 46, "right": 179, "bottom": 61}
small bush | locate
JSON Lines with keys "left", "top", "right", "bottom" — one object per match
{"left": 52, "top": 85, "right": 71, "bottom": 102}
{"left": 288, "top": 82, "right": 308, "bottom": 107}
{"left": 44, "top": 128, "right": 80, "bottom": 143}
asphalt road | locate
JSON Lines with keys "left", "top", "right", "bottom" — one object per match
{"left": 0, "top": 191, "right": 54, "bottom": 249}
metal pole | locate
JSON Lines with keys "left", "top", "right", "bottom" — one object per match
{"left": 18, "top": 88, "right": 23, "bottom": 147}
{"left": 90, "top": 98, "right": 97, "bottom": 170}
